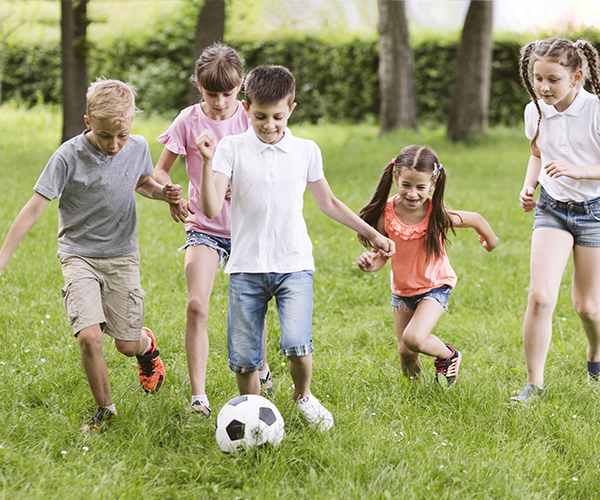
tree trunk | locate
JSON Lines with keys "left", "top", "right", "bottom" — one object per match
{"left": 447, "top": 0, "right": 494, "bottom": 142}
{"left": 61, "top": 0, "right": 88, "bottom": 143}
{"left": 188, "top": 0, "right": 225, "bottom": 105}
{"left": 377, "top": 0, "right": 416, "bottom": 135}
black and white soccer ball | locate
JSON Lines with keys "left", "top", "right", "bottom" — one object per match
{"left": 215, "top": 394, "right": 285, "bottom": 453}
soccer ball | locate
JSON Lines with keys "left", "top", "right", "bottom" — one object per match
{"left": 215, "top": 394, "right": 285, "bottom": 453}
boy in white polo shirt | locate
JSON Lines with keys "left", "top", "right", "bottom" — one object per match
{"left": 197, "top": 65, "right": 395, "bottom": 430}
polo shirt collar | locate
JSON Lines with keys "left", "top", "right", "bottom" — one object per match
{"left": 540, "top": 87, "right": 588, "bottom": 119}
{"left": 245, "top": 127, "right": 293, "bottom": 154}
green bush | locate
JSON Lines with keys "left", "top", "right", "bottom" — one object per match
{"left": 2, "top": 24, "right": 600, "bottom": 126}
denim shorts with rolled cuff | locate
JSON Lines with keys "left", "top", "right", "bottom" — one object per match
{"left": 533, "top": 187, "right": 600, "bottom": 247}
{"left": 227, "top": 271, "right": 315, "bottom": 373}
{"left": 391, "top": 284, "right": 452, "bottom": 312}
{"left": 179, "top": 231, "right": 231, "bottom": 267}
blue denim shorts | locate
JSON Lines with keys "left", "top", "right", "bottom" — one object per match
{"left": 179, "top": 231, "right": 231, "bottom": 266}
{"left": 391, "top": 285, "right": 452, "bottom": 312}
{"left": 227, "top": 271, "right": 314, "bottom": 373}
{"left": 533, "top": 187, "right": 600, "bottom": 247}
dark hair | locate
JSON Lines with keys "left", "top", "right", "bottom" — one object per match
{"left": 244, "top": 65, "right": 295, "bottom": 106}
{"left": 358, "top": 145, "right": 456, "bottom": 262}
{"left": 520, "top": 37, "right": 600, "bottom": 149}
{"left": 190, "top": 42, "right": 244, "bottom": 93}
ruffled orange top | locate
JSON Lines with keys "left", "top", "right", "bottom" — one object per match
{"left": 384, "top": 195, "right": 457, "bottom": 297}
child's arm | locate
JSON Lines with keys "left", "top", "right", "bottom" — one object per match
{"left": 153, "top": 147, "right": 194, "bottom": 223}
{"left": 520, "top": 144, "right": 541, "bottom": 213}
{"left": 196, "top": 129, "right": 229, "bottom": 219}
{"left": 544, "top": 160, "right": 600, "bottom": 181}
{"left": 450, "top": 210, "right": 499, "bottom": 252}
{"left": 0, "top": 192, "right": 51, "bottom": 277}
{"left": 357, "top": 212, "right": 389, "bottom": 272}
{"left": 135, "top": 176, "right": 188, "bottom": 222}
{"left": 308, "top": 178, "right": 395, "bottom": 258}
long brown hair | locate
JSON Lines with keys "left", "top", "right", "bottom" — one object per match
{"left": 520, "top": 37, "right": 600, "bottom": 149}
{"left": 358, "top": 146, "right": 456, "bottom": 261}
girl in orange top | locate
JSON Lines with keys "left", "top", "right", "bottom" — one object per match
{"left": 357, "top": 146, "right": 498, "bottom": 386}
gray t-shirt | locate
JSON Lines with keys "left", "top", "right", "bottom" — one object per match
{"left": 34, "top": 132, "right": 154, "bottom": 258}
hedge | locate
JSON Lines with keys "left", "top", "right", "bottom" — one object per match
{"left": 2, "top": 27, "right": 599, "bottom": 127}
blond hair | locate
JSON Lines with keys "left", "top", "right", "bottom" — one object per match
{"left": 86, "top": 78, "right": 138, "bottom": 124}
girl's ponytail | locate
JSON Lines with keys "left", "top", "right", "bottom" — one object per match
{"left": 358, "top": 161, "right": 395, "bottom": 248}
{"left": 519, "top": 41, "right": 543, "bottom": 150}
{"left": 577, "top": 39, "right": 600, "bottom": 99}
{"left": 426, "top": 165, "right": 456, "bottom": 262}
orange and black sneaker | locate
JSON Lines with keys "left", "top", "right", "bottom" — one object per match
{"left": 136, "top": 327, "right": 165, "bottom": 393}
{"left": 81, "top": 407, "right": 117, "bottom": 433}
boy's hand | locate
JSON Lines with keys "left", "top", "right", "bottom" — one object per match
{"left": 373, "top": 234, "right": 395, "bottom": 259}
{"left": 479, "top": 234, "right": 499, "bottom": 252}
{"left": 163, "top": 183, "right": 182, "bottom": 205}
{"left": 357, "top": 251, "right": 379, "bottom": 272}
{"left": 519, "top": 185, "right": 536, "bottom": 212}
{"left": 196, "top": 129, "right": 215, "bottom": 160}
{"left": 170, "top": 199, "right": 195, "bottom": 223}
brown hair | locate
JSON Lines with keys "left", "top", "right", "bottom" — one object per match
{"left": 358, "top": 146, "right": 456, "bottom": 262}
{"left": 244, "top": 65, "right": 295, "bottom": 107}
{"left": 520, "top": 37, "right": 600, "bottom": 149}
{"left": 86, "top": 78, "right": 137, "bottom": 124}
{"left": 191, "top": 42, "right": 244, "bottom": 93}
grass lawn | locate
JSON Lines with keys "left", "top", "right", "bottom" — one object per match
{"left": 0, "top": 104, "right": 598, "bottom": 499}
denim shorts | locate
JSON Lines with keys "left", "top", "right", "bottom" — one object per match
{"left": 533, "top": 187, "right": 600, "bottom": 247}
{"left": 179, "top": 231, "right": 231, "bottom": 266}
{"left": 227, "top": 271, "right": 314, "bottom": 373}
{"left": 391, "top": 285, "right": 452, "bottom": 312}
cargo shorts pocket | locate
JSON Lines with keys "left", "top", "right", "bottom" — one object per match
{"left": 128, "top": 289, "right": 146, "bottom": 329}
{"left": 61, "top": 283, "right": 80, "bottom": 325}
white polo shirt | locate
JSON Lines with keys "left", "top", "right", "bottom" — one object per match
{"left": 212, "top": 127, "right": 325, "bottom": 274}
{"left": 525, "top": 88, "right": 600, "bottom": 202}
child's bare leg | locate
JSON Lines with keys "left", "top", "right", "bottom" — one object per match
{"left": 393, "top": 306, "right": 422, "bottom": 379}
{"left": 523, "top": 228, "right": 573, "bottom": 388}
{"left": 235, "top": 371, "right": 260, "bottom": 395}
{"left": 572, "top": 245, "right": 600, "bottom": 363}
{"left": 400, "top": 300, "right": 449, "bottom": 359}
{"left": 77, "top": 324, "right": 112, "bottom": 407}
{"left": 184, "top": 245, "right": 220, "bottom": 396}
{"left": 289, "top": 354, "right": 312, "bottom": 401}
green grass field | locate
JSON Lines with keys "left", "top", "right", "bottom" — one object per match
{"left": 0, "top": 104, "right": 598, "bottom": 499}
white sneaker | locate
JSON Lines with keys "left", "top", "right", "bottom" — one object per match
{"left": 296, "top": 393, "right": 335, "bottom": 431}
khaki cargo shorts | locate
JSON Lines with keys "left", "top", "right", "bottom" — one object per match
{"left": 58, "top": 251, "right": 145, "bottom": 341}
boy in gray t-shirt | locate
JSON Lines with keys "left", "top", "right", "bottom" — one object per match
{"left": 0, "top": 79, "right": 184, "bottom": 432}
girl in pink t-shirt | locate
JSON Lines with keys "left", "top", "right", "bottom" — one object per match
{"left": 357, "top": 145, "right": 498, "bottom": 387}
{"left": 153, "top": 43, "right": 271, "bottom": 418}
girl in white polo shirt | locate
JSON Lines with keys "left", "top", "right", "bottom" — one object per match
{"left": 512, "top": 38, "right": 600, "bottom": 402}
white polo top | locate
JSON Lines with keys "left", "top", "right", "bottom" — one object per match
{"left": 212, "top": 127, "right": 325, "bottom": 273}
{"left": 525, "top": 88, "right": 600, "bottom": 202}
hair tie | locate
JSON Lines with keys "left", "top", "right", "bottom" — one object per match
{"left": 435, "top": 162, "right": 443, "bottom": 171}
{"left": 573, "top": 40, "right": 585, "bottom": 50}
{"left": 391, "top": 158, "right": 396, "bottom": 165}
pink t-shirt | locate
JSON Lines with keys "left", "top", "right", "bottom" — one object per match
{"left": 384, "top": 195, "right": 457, "bottom": 296}
{"left": 157, "top": 101, "right": 250, "bottom": 238}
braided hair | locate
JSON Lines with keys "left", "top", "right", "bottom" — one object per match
{"left": 519, "top": 37, "right": 600, "bottom": 149}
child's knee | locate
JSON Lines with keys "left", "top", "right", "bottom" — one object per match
{"left": 77, "top": 326, "right": 104, "bottom": 353}
{"left": 115, "top": 339, "right": 140, "bottom": 357}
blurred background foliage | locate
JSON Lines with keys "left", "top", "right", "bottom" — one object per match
{"left": 1, "top": 0, "right": 599, "bottom": 126}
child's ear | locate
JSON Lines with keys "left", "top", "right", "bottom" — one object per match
{"left": 242, "top": 100, "right": 250, "bottom": 114}
{"left": 573, "top": 68, "right": 584, "bottom": 87}
{"left": 289, "top": 102, "right": 297, "bottom": 114}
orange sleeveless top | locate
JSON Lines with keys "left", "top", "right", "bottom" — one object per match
{"left": 384, "top": 196, "right": 457, "bottom": 296}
